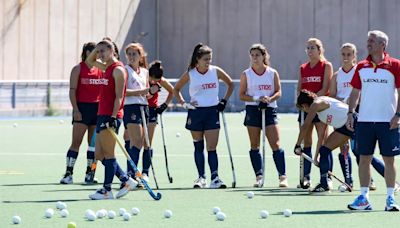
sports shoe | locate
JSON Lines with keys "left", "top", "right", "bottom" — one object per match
{"left": 338, "top": 183, "right": 352, "bottom": 192}
{"left": 279, "top": 175, "right": 288, "bottom": 188}
{"left": 193, "top": 177, "right": 207, "bottom": 188}
{"left": 348, "top": 195, "right": 372, "bottom": 210}
{"left": 309, "top": 183, "right": 330, "bottom": 195}
{"left": 297, "top": 178, "right": 311, "bottom": 189}
{"left": 253, "top": 175, "right": 263, "bottom": 188}
{"left": 84, "top": 170, "right": 98, "bottom": 184}
{"left": 60, "top": 172, "right": 73, "bottom": 184}
{"left": 116, "top": 177, "right": 138, "bottom": 198}
{"left": 209, "top": 177, "right": 227, "bottom": 189}
{"left": 385, "top": 196, "right": 400, "bottom": 211}
{"left": 89, "top": 188, "right": 114, "bottom": 200}
{"left": 369, "top": 180, "right": 377, "bottom": 191}
{"left": 327, "top": 177, "right": 333, "bottom": 190}
{"left": 141, "top": 173, "right": 150, "bottom": 183}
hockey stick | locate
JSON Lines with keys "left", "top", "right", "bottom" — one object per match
{"left": 261, "top": 108, "right": 266, "bottom": 187}
{"left": 299, "top": 110, "right": 305, "bottom": 188}
{"left": 221, "top": 112, "right": 236, "bottom": 188}
{"left": 160, "top": 114, "right": 173, "bottom": 183}
{"left": 108, "top": 129, "right": 162, "bottom": 200}
{"left": 140, "top": 106, "right": 159, "bottom": 189}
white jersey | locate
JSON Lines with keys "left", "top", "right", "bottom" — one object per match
{"left": 125, "top": 65, "right": 148, "bottom": 105}
{"left": 188, "top": 65, "right": 219, "bottom": 107}
{"left": 336, "top": 66, "right": 355, "bottom": 101}
{"left": 316, "top": 96, "right": 348, "bottom": 128}
{"left": 244, "top": 66, "right": 277, "bottom": 108}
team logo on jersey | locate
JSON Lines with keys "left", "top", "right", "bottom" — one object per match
{"left": 187, "top": 118, "right": 192, "bottom": 125}
{"left": 258, "top": 85, "right": 272, "bottom": 90}
{"left": 326, "top": 115, "right": 333, "bottom": 124}
{"left": 81, "top": 78, "right": 108, "bottom": 85}
{"left": 131, "top": 114, "right": 137, "bottom": 121}
{"left": 202, "top": 83, "right": 217, "bottom": 89}
{"left": 302, "top": 76, "right": 321, "bottom": 83}
{"left": 342, "top": 82, "right": 351, "bottom": 87}
{"left": 362, "top": 78, "right": 388, "bottom": 84}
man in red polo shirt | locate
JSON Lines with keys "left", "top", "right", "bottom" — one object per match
{"left": 346, "top": 30, "right": 400, "bottom": 211}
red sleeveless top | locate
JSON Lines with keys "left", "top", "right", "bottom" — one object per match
{"left": 76, "top": 62, "right": 102, "bottom": 103}
{"left": 300, "top": 60, "right": 326, "bottom": 93}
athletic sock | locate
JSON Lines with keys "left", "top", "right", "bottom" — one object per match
{"left": 127, "top": 146, "right": 141, "bottom": 176}
{"left": 208, "top": 150, "right": 218, "bottom": 180}
{"left": 124, "top": 140, "right": 130, "bottom": 154}
{"left": 102, "top": 158, "right": 117, "bottom": 191}
{"left": 339, "top": 153, "right": 353, "bottom": 185}
{"left": 194, "top": 140, "right": 205, "bottom": 178}
{"left": 328, "top": 151, "right": 333, "bottom": 172}
{"left": 319, "top": 146, "right": 332, "bottom": 188}
{"left": 249, "top": 149, "right": 263, "bottom": 176}
{"left": 86, "top": 150, "right": 95, "bottom": 172}
{"left": 272, "top": 149, "right": 286, "bottom": 176}
{"left": 66, "top": 150, "right": 79, "bottom": 175}
{"left": 387, "top": 187, "right": 395, "bottom": 198}
{"left": 371, "top": 156, "right": 385, "bottom": 177}
{"left": 115, "top": 162, "right": 128, "bottom": 182}
{"left": 360, "top": 187, "right": 369, "bottom": 199}
{"left": 303, "top": 147, "right": 312, "bottom": 180}
{"left": 142, "top": 148, "right": 153, "bottom": 175}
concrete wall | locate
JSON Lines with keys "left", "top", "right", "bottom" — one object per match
{"left": 1, "top": 0, "right": 398, "bottom": 80}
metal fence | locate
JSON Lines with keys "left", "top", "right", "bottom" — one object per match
{"left": 0, "top": 79, "right": 298, "bottom": 117}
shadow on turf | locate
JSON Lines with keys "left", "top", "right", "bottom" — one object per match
{"left": 272, "top": 209, "right": 381, "bottom": 216}
{"left": 2, "top": 199, "right": 92, "bottom": 204}
{"left": 2, "top": 183, "right": 61, "bottom": 187}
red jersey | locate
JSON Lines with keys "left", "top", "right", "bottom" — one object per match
{"left": 300, "top": 60, "right": 326, "bottom": 93}
{"left": 98, "top": 61, "right": 127, "bottom": 118}
{"left": 76, "top": 62, "right": 102, "bottom": 103}
{"left": 147, "top": 79, "right": 161, "bottom": 108}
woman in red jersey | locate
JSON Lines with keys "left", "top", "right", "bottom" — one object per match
{"left": 85, "top": 40, "right": 137, "bottom": 200}
{"left": 60, "top": 42, "right": 101, "bottom": 185}
{"left": 297, "top": 38, "right": 333, "bottom": 189}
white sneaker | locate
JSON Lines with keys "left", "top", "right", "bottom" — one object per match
{"left": 116, "top": 177, "right": 138, "bottom": 198}
{"left": 193, "top": 177, "right": 207, "bottom": 188}
{"left": 279, "top": 175, "right": 288, "bottom": 188}
{"left": 89, "top": 188, "right": 114, "bottom": 200}
{"left": 142, "top": 173, "right": 150, "bottom": 183}
{"left": 60, "top": 173, "right": 73, "bottom": 184}
{"left": 328, "top": 178, "right": 333, "bottom": 190}
{"left": 253, "top": 175, "right": 263, "bottom": 188}
{"left": 209, "top": 177, "right": 227, "bottom": 189}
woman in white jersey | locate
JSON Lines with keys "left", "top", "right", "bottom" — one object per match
{"left": 239, "top": 44, "right": 288, "bottom": 188}
{"left": 174, "top": 43, "right": 234, "bottom": 189}
{"left": 295, "top": 90, "right": 354, "bottom": 194}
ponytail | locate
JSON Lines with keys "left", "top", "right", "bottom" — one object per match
{"left": 187, "top": 43, "right": 212, "bottom": 71}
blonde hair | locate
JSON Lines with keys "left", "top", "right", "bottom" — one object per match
{"left": 124, "top": 43, "right": 148, "bottom": 68}
{"left": 249, "top": 43, "right": 270, "bottom": 66}
{"left": 341, "top": 43, "right": 357, "bottom": 64}
{"left": 307, "top": 38, "right": 326, "bottom": 61}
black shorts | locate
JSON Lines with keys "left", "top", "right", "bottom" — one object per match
{"left": 72, "top": 102, "right": 98, "bottom": 126}
{"left": 123, "top": 104, "right": 149, "bottom": 128}
{"left": 96, "top": 115, "right": 122, "bottom": 133}
{"left": 297, "top": 110, "right": 320, "bottom": 123}
{"left": 148, "top": 106, "right": 158, "bottom": 123}
{"left": 243, "top": 105, "right": 277, "bottom": 127}
{"left": 334, "top": 115, "right": 357, "bottom": 138}
{"left": 185, "top": 106, "right": 220, "bottom": 131}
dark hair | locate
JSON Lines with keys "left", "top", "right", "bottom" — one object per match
{"left": 81, "top": 42, "right": 96, "bottom": 61}
{"left": 97, "top": 40, "right": 114, "bottom": 50}
{"left": 188, "top": 43, "right": 212, "bottom": 71}
{"left": 101, "top": 37, "right": 120, "bottom": 60}
{"left": 296, "top": 89, "right": 317, "bottom": 109}
{"left": 249, "top": 43, "right": 270, "bottom": 66}
{"left": 149, "top": 60, "right": 163, "bottom": 79}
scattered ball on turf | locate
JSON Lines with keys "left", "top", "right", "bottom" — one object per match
{"left": 119, "top": 208, "right": 127, "bottom": 216}
{"left": 85, "top": 209, "right": 94, "bottom": 218}
{"left": 283, "top": 209, "right": 292, "bottom": 217}
{"left": 45, "top": 208, "right": 54, "bottom": 218}
{"left": 86, "top": 212, "right": 96, "bottom": 221}
{"left": 339, "top": 185, "right": 347, "bottom": 192}
{"left": 216, "top": 211, "right": 226, "bottom": 221}
{"left": 176, "top": 132, "right": 181, "bottom": 138}
{"left": 56, "top": 201, "right": 67, "bottom": 210}
{"left": 13, "top": 123, "right": 18, "bottom": 128}
{"left": 60, "top": 209, "right": 69, "bottom": 218}
{"left": 59, "top": 120, "right": 65, "bottom": 124}
{"left": 107, "top": 210, "right": 116, "bottom": 219}
{"left": 12, "top": 215, "right": 21, "bottom": 224}
{"left": 67, "top": 221, "right": 76, "bottom": 228}
{"left": 260, "top": 210, "right": 269, "bottom": 219}
{"left": 131, "top": 207, "right": 140, "bottom": 215}
{"left": 212, "top": 206, "right": 221, "bottom": 214}
{"left": 164, "top": 210, "right": 173, "bottom": 218}
{"left": 247, "top": 191, "right": 254, "bottom": 199}
{"left": 122, "top": 212, "right": 131, "bottom": 221}
{"left": 96, "top": 210, "right": 106, "bottom": 219}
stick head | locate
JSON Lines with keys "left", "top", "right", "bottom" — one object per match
{"left": 232, "top": 182, "right": 236, "bottom": 188}
{"left": 169, "top": 177, "right": 173, "bottom": 183}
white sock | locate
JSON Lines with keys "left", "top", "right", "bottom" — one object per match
{"left": 360, "top": 187, "right": 369, "bottom": 199}
{"left": 387, "top": 187, "right": 394, "bottom": 198}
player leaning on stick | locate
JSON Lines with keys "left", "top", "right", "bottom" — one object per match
{"left": 60, "top": 42, "right": 101, "bottom": 185}
{"left": 85, "top": 39, "right": 138, "bottom": 200}
{"left": 347, "top": 30, "right": 400, "bottom": 211}
{"left": 297, "top": 38, "right": 333, "bottom": 188}
{"left": 174, "top": 43, "right": 234, "bottom": 189}
{"left": 239, "top": 44, "right": 288, "bottom": 188}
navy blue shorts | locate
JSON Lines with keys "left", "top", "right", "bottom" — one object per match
{"left": 356, "top": 122, "right": 400, "bottom": 157}
{"left": 297, "top": 110, "right": 320, "bottom": 123}
{"left": 123, "top": 104, "right": 149, "bottom": 128}
{"left": 148, "top": 107, "right": 158, "bottom": 123}
{"left": 72, "top": 102, "right": 98, "bottom": 126}
{"left": 185, "top": 106, "right": 220, "bottom": 131}
{"left": 96, "top": 115, "right": 122, "bottom": 133}
{"left": 335, "top": 124, "right": 355, "bottom": 138}
{"left": 243, "top": 105, "right": 277, "bottom": 127}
